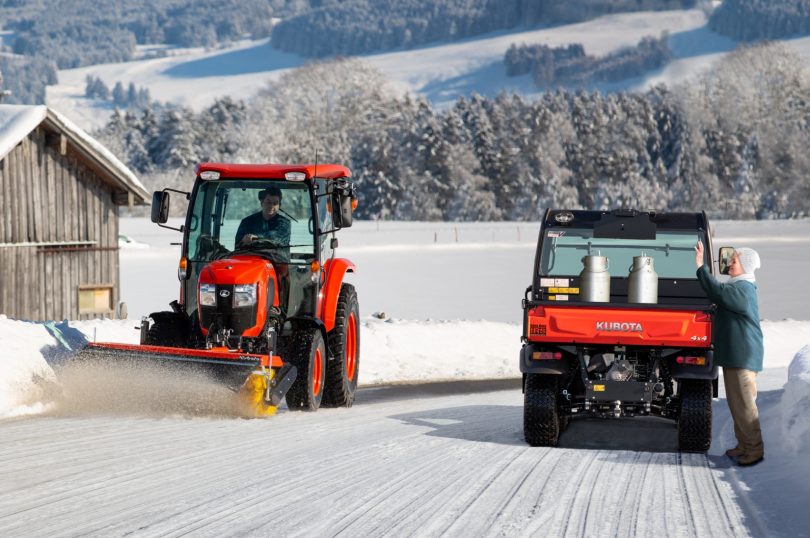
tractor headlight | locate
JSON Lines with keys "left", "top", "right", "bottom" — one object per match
{"left": 199, "top": 283, "right": 217, "bottom": 306}
{"left": 234, "top": 284, "right": 257, "bottom": 307}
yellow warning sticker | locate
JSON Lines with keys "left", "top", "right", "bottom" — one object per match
{"left": 549, "top": 287, "right": 580, "bottom": 294}
{"left": 593, "top": 384, "right": 605, "bottom": 392}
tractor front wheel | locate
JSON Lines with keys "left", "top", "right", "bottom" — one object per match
{"left": 323, "top": 284, "right": 360, "bottom": 408}
{"left": 285, "top": 328, "right": 326, "bottom": 411}
{"left": 144, "top": 312, "right": 188, "bottom": 347}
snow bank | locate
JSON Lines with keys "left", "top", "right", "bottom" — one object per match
{"left": 361, "top": 318, "right": 519, "bottom": 384}
{"left": 0, "top": 315, "right": 58, "bottom": 418}
{"left": 781, "top": 345, "right": 810, "bottom": 454}
{"left": 1, "top": 315, "right": 808, "bottom": 418}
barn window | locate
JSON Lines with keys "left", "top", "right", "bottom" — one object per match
{"left": 78, "top": 284, "right": 114, "bottom": 314}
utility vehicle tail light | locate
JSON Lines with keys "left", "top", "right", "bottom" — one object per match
{"left": 532, "top": 351, "right": 562, "bottom": 360}
{"left": 178, "top": 256, "right": 188, "bottom": 280}
{"left": 285, "top": 172, "right": 306, "bottom": 182}
{"left": 351, "top": 198, "right": 358, "bottom": 210}
{"left": 310, "top": 261, "right": 320, "bottom": 273}
{"left": 694, "top": 312, "right": 712, "bottom": 323}
{"left": 676, "top": 356, "right": 706, "bottom": 366}
{"left": 200, "top": 171, "right": 220, "bottom": 180}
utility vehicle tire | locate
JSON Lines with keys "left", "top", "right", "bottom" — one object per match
{"left": 322, "top": 284, "right": 360, "bottom": 408}
{"left": 144, "top": 312, "right": 188, "bottom": 347}
{"left": 285, "top": 328, "right": 326, "bottom": 411}
{"left": 524, "top": 374, "right": 560, "bottom": 447}
{"left": 677, "top": 379, "right": 713, "bottom": 453}
{"left": 559, "top": 414, "right": 570, "bottom": 432}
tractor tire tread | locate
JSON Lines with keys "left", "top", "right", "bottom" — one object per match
{"left": 284, "top": 328, "right": 324, "bottom": 411}
{"left": 322, "top": 284, "right": 359, "bottom": 408}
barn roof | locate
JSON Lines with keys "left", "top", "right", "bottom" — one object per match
{"left": 0, "top": 105, "right": 149, "bottom": 205}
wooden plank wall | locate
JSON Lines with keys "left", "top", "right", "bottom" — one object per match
{"left": 0, "top": 128, "right": 121, "bottom": 321}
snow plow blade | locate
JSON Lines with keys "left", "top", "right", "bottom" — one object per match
{"left": 74, "top": 342, "right": 288, "bottom": 397}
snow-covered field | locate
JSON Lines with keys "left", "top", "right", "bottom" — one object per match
{"left": 1, "top": 218, "right": 809, "bottom": 536}
{"left": 42, "top": 8, "right": 747, "bottom": 131}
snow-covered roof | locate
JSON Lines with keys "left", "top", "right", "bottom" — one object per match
{"left": 0, "top": 104, "right": 149, "bottom": 204}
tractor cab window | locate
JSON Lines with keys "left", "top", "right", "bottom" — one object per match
{"left": 187, "top": 180, "right": 316, "bottom": 264}
{"left": 539, "top": 228, "right": 706, "bottom": 279}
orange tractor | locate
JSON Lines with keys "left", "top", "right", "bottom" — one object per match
{"left": 82, "top": 163, "right": 360, "bottom": 415}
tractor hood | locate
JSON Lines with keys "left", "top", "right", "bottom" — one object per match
{"left": 199, "top": 256, "right": 275, "bottom": 286}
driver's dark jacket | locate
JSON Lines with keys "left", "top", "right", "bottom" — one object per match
{"left": 235, "top": 212, "right": 291, "bottom": 246}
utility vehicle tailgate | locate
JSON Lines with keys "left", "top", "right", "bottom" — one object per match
{"left": 526, "top": 305, "right": 712, "bottom": 347}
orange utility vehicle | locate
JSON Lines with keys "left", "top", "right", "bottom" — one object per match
{"left": 521, "top": 209, "right": 718, "bottom": 452}
{"left": 82, "top": 163, "right": 360, "bottom": 415}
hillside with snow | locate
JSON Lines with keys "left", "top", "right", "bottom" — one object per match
{"left": 44, "top": 8, "right": 739, "bottom": 132}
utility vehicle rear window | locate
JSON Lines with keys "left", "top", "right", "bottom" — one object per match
{"left": 539, "top": 228, "right": 705, "bottom": 279}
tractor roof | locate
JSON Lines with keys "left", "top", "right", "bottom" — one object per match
{"left": 196, "top": 163, "right": 351, "bottom": 180}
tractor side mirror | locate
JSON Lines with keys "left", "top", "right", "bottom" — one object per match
{"left": 718, "top": 246, "right": 735, "bottom": 275}
{"left": 151, "top": 191, "right": 170, "bottom": 224}
{"left": 331, "top": 192, "right": 354, "bottom": 229}
{"left": 339, "top": 193, "right": 353, "bottom": 228}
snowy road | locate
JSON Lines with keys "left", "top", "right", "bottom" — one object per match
{"left": 0, "top": 381, "right": 752, "bottom": 537}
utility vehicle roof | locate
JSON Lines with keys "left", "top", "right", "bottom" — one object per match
{"left": 196, "top": 163, "right": 351, "bottom": 180}
{"left": 543, "top": 209, "right": 708, "bottom": 239}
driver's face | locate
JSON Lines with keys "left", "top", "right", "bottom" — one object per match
{"left": 261, "top": 195, "right": 280, "bottom": 219}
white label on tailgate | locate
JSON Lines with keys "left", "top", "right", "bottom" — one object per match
{"left": 554, "top": 278, "right": 570, "bottom": 287}
{"left": 540, "top": 278, "right": 555, "bottom": 287}
{"left": 555, "top": 295, "right": 569, "bottom": 301}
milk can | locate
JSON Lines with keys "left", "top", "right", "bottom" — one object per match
{"left": 628, "top": 253, "right": 658, "bottom": 304}
{"left": 580, "top": 254, "right": 611, "bottom": 302}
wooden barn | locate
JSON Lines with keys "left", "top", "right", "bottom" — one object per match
{"left": 0, "top": 105, "right": 149, "bottom": 321}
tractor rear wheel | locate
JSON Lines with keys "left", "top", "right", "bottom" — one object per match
{"left": 322, "top": 284, "right": 360, "bottom": 408}
{"left": 677, "top": 379, "right": 713, "bottom": 453}
{"left": 285, "top": 328, "right": 326, "bottom": 411}
{"left": 524, "top": 374, "right": 560, "bottom": 447}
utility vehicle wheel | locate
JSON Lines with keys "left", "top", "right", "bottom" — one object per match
{"left": 285, "top": 328, "right": 326, "bottom": 411}
{"left": 677, "top": 379, "right": 713, "bottom": 453}
{"left": 322, "top": 284, "right": 360, "bottom": 408}
{"left": 144, "top": 312, "right": 188, "bottom": 347}
{"left": 524, "top": 374, "right": 560, "bottom": 447}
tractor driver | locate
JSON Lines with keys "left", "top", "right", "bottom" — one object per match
{"left": 235, "top": 186, "right": 292, "bottom": 314}
{"left": 235, "top": 186, "right": 291, "bottom": 248}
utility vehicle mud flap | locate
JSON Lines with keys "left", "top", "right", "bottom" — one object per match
{"left": 585, "top": 380, "right": 653, "bottom": 403}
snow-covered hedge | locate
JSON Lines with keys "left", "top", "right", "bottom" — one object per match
{"left": 781, "top": 345, "right": 810, "bottom": 454}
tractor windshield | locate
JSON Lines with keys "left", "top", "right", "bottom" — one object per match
{"left": 187, "top": 180, "right": 315, "bottom": 265}
{"left": 539, "top": 228, "right": 706, "bottom": 279}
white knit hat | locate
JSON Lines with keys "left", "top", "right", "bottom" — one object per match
{"left": 735, "top": 247, "right": 761, "bottom": 275}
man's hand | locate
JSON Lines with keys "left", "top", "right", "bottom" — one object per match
{"left": 695, "top": 240, "right": 704, "bottom": 269}
{"left": 240, "top": 234, "right": 258, "bottom": 246}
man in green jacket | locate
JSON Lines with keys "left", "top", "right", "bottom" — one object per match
{"left": 695, "top": 241, "right": 764, "bottom": 466}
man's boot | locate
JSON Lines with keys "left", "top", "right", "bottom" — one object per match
{"left": 725, "top": 446, "right": 744, "bottom": 458}
{"left": 737, "top": 452, "right": 764, "bottom": 466}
